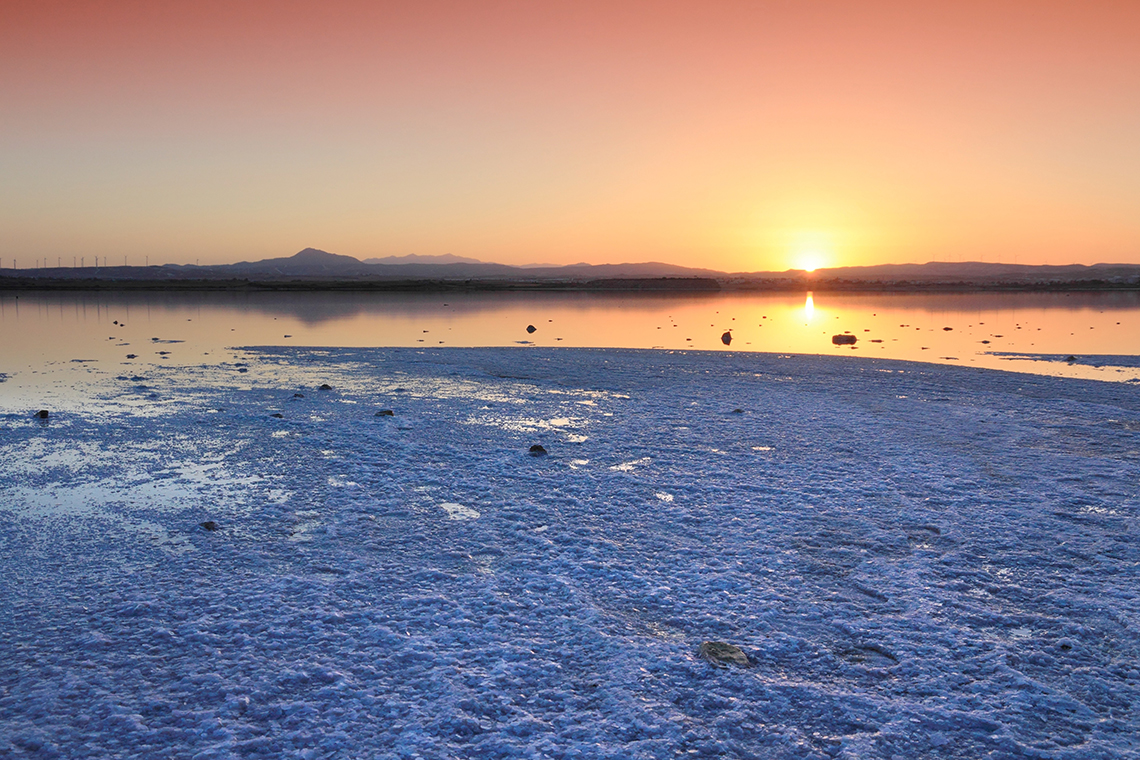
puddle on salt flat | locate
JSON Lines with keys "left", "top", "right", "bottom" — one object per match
{"left": 440, "top": 502, "right": 480, "bottom": 520}
{"left": 461, "top": 412, "right": 588, "bottom": 435}
{"left": 610, "top": 457, "right": 651, "bottom": 472}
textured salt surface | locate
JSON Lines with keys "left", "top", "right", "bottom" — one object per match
{"left": 1, "top": 348, "right": 1138, "bottom": 759}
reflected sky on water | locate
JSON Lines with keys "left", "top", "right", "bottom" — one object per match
{"left": 2, "top": 290, "right": 1139, "bottom": 407}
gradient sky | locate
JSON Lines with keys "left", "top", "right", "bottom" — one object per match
{"left": 2, "top": 1, "right": 1139, "bottom": 271}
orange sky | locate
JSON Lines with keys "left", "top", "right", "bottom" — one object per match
{"left": 2, "top": 1, "right": 1138, "bottom": 271}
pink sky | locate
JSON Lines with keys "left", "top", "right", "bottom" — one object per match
{"left": 2, "top": 1, "right": 1139, "bottom": 270}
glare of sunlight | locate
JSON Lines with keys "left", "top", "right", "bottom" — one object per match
{"left": 796, "top": 251, "right": 824, "bottom": 272}
{"left": 789, "top": 231, "right": 835, "bottom": 272}
{"left": 804, "top": 291, "right": 815, "bottom": 321}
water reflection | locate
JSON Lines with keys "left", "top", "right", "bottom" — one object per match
{"left": 2, "top": 290, "right": 1139, "bottom": 398}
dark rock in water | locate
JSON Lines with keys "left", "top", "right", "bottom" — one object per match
{"left": 528, "top": 444, "right": 548, "bottom": 456}
{"left": 199, "top": 521, "right": 219, "bottom": 531}
{"left": 721, "top": 331, "right": 732, "bottom": 345}
{"left": 699, "top": 641, "right": 750, "bottom": 668}
{"left": 320, "top": 384, "right": 333, "bottom": 390}
{"left": 1064, "top": 355, "right": 1077, "bottom": 363}
{"left": 294, "top": 393, "right": 305, "bottom": 398}
{"left": 526, "top": 324, "right": 537, "bottom": 334}
{"left": 731, "top": 408, "right": 744, "bottom": 414}
{"left": 270, "top": 413, "right": 284, "bottom": 418}
{"left": 35, "top": 409, "right": 49, "bottom": 419}
{"left": 832, "top": 334, "right": 857, "bottom": 345}
{"left": 375, "top": 410, "right": 395, "bottom": 416}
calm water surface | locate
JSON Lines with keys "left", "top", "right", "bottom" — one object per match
{"left": 2, "top": 290, "right": 1139, "bottom": 408}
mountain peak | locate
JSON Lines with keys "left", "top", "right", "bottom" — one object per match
{"left": 292, "top": 247, "right": 341, "bottom": 260}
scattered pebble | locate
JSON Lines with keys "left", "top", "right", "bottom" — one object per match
{"left": 699, "top": 641, "right": 750, "bottom": 668}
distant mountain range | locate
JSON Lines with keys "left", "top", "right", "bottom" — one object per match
{"left": 362, "top": 253, "right": 484, "bottom": 266}
{"left": 2, "top": 247, "right": 1139, "bottom": 291}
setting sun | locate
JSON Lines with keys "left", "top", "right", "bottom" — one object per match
{"left": 795, "top": 253, "right": 823, "bottom": 272}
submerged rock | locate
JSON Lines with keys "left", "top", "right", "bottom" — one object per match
{"left": 528, "top": 444, "right": 548, "bottom": 457}
{"left": 832, "top": 334, "right": 857, "bottom": 345}
{"left": 699, "top": 641, "right": 750, "bottom": 668}
{"left": 270, "top": 413, "right": 284, "bottom": 418}
{"left": 294, "top": 393, "right": 305, "bottom": 398}
{"left": 199, "top": 521, "right": 219, "bottom": 531}
{"left": 375, "top": 410, "right": 395, "bottom": 416}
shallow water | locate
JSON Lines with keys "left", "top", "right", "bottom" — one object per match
{"left": 2, "top": 290, "right": 1139, "bottom": 408}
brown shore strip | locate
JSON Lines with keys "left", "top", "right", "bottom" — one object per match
{"left": 2, "top": 275, "right": 1139, "bottom": 293}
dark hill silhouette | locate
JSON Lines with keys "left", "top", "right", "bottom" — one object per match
{"left": 3, "top": 249, "right": 1139, "bottom": 291}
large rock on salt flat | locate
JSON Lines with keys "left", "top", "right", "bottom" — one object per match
{"left": 699, "top": 641, "right": 751, "bottom": 668}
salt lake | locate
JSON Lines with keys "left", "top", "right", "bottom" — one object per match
{"left": 2, "top": 290, "right": 1139, "bottom": 410}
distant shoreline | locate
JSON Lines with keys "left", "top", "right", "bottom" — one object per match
{"left": 1, "top": 275, "right": 1139, "bottom": 293}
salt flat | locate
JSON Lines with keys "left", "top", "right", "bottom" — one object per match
{"left": 1, "top": 348, "right": 1138, "bottom": 759}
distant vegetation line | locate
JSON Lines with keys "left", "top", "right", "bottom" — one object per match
{"left": 1, "top": 247, "right": 1139, "bottom": 292}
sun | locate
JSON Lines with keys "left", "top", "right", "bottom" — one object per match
{"left": 786, "top": 231, "right": 835, "bottom": 272}
{"left": 793, "top": 249, "right": 828, "bottom": 272}
{"left": 796, "top": 252, "right": 823, "bottom": 272}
